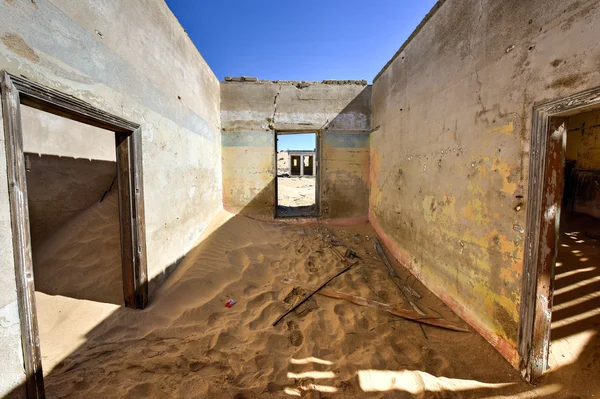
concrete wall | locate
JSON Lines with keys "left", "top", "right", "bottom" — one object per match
{"left": 0, "top": 0, "right": 221, "bottom": 395}
{"left": 21, "top": 105, "right": 115, "bottom": 162}
{"left": 25, "top": 154, "right": 116, "bottom": 245}
{"left": 566, "top": 109, "right": 600, "bottom": 169}
{"left": 370, "top": 0, "right": 600, "bottom": 367}
{"left": 564, "top": 109, "right": 600, "bottom": 218}
{"left": 20, "top": 106, "right": 117, "bottom": 245}
{"left": 221, "top": 81, "right": 371, "bottom": 220}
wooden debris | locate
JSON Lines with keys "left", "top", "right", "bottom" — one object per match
{"left": 409, "top": 300, "right": 426, "bottom": 316}
{"left": 273, "top": 261, "right": 359, "bottom": 326}
{"left": 374, "top": 239, "right": 422, "bottom": 299}
{"left": 330, "top": 246, "right": 346, "bottom": 262}
{"left": 403, "top": 284, "right": 421, "bottom": 299}
{"left": 294, "top": 296, "right": 318, "bottom": 317}
{"left": 318, "top": 289, "right": 470, "bottom": 333}
{"left": 344, "top": 249, "right": 360, "bottom": 259}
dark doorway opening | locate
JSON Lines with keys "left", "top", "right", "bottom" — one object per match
{"left": 275, "top": 132, "right": 318, "bottom": 218}
{"left": 548, "top": 108, "right": 600, "bottom": 374}
{"left": 518, "top": 86, "right": 600, "bottom": 382}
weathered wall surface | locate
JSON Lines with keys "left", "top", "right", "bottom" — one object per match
{"left": 20, "top": 106, "right": 117, "bottom": 245}
{"left": 221, "top": 81, "right": 371, "bottom": 219}
{"left": 0, "top": 0, "right": 221, "bottom": 394}
{"left": 25, "top": 155, "right": 116, "bottom": 245}
{"left": 566, "top": 109, "right": 600, "bottom": 218}
{"left": 21, "top": 105, "right": 116, "bottom": 161}
{"left": 371, "top": 0, "right": 600, "bottom": 367}
{"left": 566, "top": 110, "right": 600, "bottom": 168}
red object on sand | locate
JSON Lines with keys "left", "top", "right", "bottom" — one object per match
{"left": 225, "top": 299, "right": 236, "bottom": 308}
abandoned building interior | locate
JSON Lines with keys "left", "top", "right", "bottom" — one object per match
{"left": 1, "top": 0, "right": 600, "bottom": 398}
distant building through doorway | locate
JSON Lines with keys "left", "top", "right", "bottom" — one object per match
{"left": 276, "top": 132, "right": 317, "bottom": 217}
{"left": 289, "top": 150, "right": 315, "bottom": 176}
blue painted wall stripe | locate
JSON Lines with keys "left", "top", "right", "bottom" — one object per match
{"left": 222, "top": 131, "right": 274, "bottom": 147}
{"left": 324, "top": 132, "right": 370, "bottom": 148}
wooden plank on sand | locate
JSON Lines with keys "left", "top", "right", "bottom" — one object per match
{"left": 318, "top": 288, "right": 470, "bottom": 333}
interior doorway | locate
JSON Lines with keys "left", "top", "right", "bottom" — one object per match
{"left": 1, "top": 71, "right": 148, "bottom": 397}
{"left": 21, "top": 104, "right": 125, "bottom": 384}
{"left": 275, "top": 132, "right": 318, "bottom": 217}
{"left": 518, "top": 87, "right": 600, "bottom": 382}
{"left": 548, "top": 108, "right": 600, "bottom": 374}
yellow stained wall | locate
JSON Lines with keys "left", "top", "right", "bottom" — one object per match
{"left": 370, "top": 0, "right": 600, "bottom": 368}
{"left": 321, "top": 132, "right": 370, "bottom": 220}
{"left": 221, "top": 132, "right": 275, "bottom": 218}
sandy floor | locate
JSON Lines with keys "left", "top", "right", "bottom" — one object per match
{"left": 277, "top": 176, "right": 316, "bottom": 217}
{"left": 277, "top": 177, "right": 316, "bottom": 207}
{"left": 546, "top": 212, "right": 600, "bottom": 397}
{"left": 33, "top": 190, "right": 123, "bottom": 306}
{"left": 29, "top": 205, "right": 600, "bottom": 398}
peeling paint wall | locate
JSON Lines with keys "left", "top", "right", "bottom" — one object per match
{"left": 370, "top": 0, "right": 600, "bottom": 367}
{"left": 0, "top": 0, "right": 221, "bottom": 394}
{"left": 221, "top": 81, "right": 371, "bottom": 220}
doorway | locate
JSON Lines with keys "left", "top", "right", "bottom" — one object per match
{"left": 518, "top": 86, "right": 600, "bottom": 382}
{"left": 1, "top": 71, "right": 148, "bottom": 397}
{"left": 275, "top": 132, "right": 318, "bottom": 218}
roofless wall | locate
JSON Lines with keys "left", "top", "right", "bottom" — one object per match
{"left": 220, "top": 80, "right": 372, "bottom": 221}
{"left": 371, "top": 0, "right": 600, "bottom": 368}
{"left": 0, "top": 1, "right": 221, "bottom": 395}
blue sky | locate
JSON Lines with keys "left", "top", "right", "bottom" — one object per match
{"left": 277, "top": 133, "right": 316, "bottom": 152}
{"left": 165, "top": 0, "right": 437, "bottom": 83}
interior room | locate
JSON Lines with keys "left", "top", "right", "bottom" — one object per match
{"left": 20, "top": 106, "right": 123, "bottom": 377}
{"left": 549, "top": 109, "right": 600, "bottom": 373}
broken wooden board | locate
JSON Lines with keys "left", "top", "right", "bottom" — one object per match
{"left": 318, "top": 289, "right": 470, "bottom": 333}
{"left": 374, "top": 238, "right": 422, "bottom": 299}
{"left": 273, "top": 261, "right": 359, "bottom": 326}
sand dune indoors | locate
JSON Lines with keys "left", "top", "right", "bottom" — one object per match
{"left": 32, "top": 207, "right": 543, "bottom": 398}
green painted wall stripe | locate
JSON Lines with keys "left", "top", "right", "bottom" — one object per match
{"left": 324, "top": 132, "right": 370, "bottom": 148}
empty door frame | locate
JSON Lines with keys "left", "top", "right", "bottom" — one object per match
{"left": 274, "top": 131, "right": 320, "bottom": 218}
{"left": 518, "top": 85, "right": 600, "bottom": 382}
{"left": 0, "top": 71, "right": 148, "bottom": 398}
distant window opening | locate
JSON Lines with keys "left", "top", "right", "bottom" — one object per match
{"left": 276, "top": 132, "right": 317, "bottom": 217}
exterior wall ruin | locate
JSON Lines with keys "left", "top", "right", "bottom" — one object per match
{"left": 221, "top": 81, "right": 371, "bottom": 220}
{"left": 0, "top": 0, "right": 221, "bottom": 395}
{"left": 286, "top": 150, "right": 315, "bottom": 176}
{"left": 370, "top": 0, "right": 600, "bottom": 367}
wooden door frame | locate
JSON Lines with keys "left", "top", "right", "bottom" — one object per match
{"left": 274, "top": 130, "right": 321, "bottom": 218}
{"left": 518, "top": 85, "right": 600, "bottom": 382}
{"left": 0, "top": 71, "right": 148, "bottom": 398}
